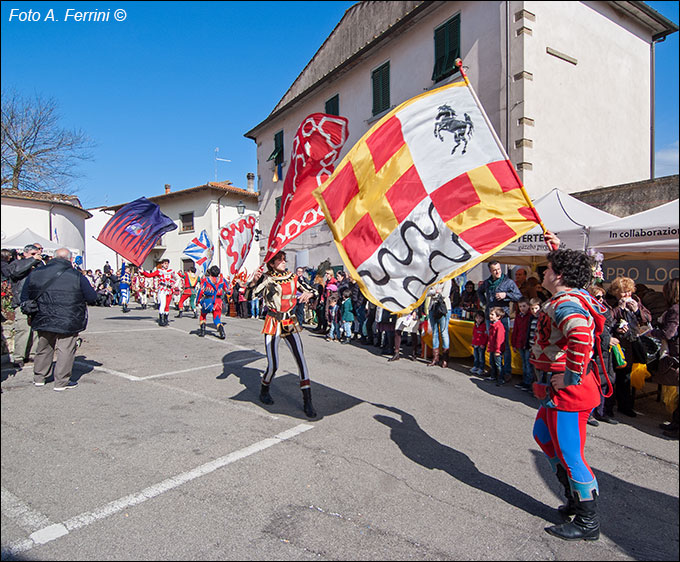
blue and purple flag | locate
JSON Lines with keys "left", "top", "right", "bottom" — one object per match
{"left": 97, "top": 197, "right": 177, "bottom": 266}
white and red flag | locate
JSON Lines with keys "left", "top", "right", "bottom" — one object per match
{"left": 219, "top": 215, "right": 257, "bottom": 280}
{"left": 264, "top": 113, "right": 349, "bottom": 262}
{"left": 313, "top": 68, "right": 543, "bottom": 314}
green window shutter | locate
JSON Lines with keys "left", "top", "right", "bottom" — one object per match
{"left": 325, "top": 94, "right": 339, "bottom": 116}
{"left": 372, "top": 62, "right": 390, "bottom": 116}
{"left": 432, "top": 14, "right": 460, "bottom": 82}
{"left": 267, "top": 131, "right": 284, "bottom": 166}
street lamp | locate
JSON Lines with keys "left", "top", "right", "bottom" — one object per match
{"left": 236, "top": 200, "right": 246, "bottom": 215}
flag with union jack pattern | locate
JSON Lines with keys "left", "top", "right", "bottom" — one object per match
{"left": 182, "top": 230, "right": 214, "bottom": 275}
{"left": 97, "top": 197, "right": 177, "bottom": 266}
{"left": 313, "top": 75, "right": 542, "bottom": 314}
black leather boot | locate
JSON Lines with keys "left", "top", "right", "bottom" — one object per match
{"left": 545, "top": 493, "right": 600, "bottom": 541}
{"left": 302, "top": 388, "right": 317, "bottom": 418}
{"left": 198, "top": 324, "right": 206, "bottom": 337}
{"left": 388, "top": 332, "right": 401, "bottom": 361}
{"left": 163, "top": 314, "right": 169, "bottom": 326}
{"left": 556, "top": 464, "right": 577, "bottom": 521}
{"left": 217, "top": 324, "right": 225, "bottom": 339}
{"left": 158, "top": 315, "right": 164, "bottom": 326}
{"left": 176, "top": 310, "right": 183, "bottom": 318}
{"left": 259, "top": 383, "right": 274, "bottom": 405}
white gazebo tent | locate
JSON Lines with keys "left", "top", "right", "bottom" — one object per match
{"left": 588, "top": 199, "right": 679, "bottom": 260}
{"left": 493, "top": 188, "right": 618, "bottom": 265}
{"left": 1, "top": 228, "right": 61, "bottom": 254}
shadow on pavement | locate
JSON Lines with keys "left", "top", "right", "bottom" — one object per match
{"left": 217, "top": 349, "right": 363, "bottom": 421}
{"left": 530, "top": 449, "right": 678, "bottom": 559}
{"left": 371, "top": 403, "right": 559, "bottom": 523}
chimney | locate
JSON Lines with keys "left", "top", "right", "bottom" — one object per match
{"left": 164, "top": 184, "right": 171, "bottom": 194}
{"left": 246, "top": 173, "right": 255, "bottom": 192}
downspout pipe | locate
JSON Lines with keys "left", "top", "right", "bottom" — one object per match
{"left": 650, "top": 39, "right": 656, "bottom": 180}
{"left": 506, "top": 0, "right": 511, "bottom": 154}
{"left": 216, "top": 192, "right": 227, "bottom": 270}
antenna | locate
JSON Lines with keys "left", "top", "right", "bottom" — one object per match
{"left": 214, "top": 147, "right": 231, "bottom": 181}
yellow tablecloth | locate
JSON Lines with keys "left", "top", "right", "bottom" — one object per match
{"left": 422, "top": 318, "right": 523, "bottom": 374}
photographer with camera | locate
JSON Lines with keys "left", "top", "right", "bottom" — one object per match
{"left": 20, "top": 248, "right": 97, "bottom": 390}
{"left": 7, "top": 244, "right": 44, "bottom": 368}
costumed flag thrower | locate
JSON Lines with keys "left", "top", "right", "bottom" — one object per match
{"left": 182, "top": 229, "right": 214, "bottom": 275}
{"left": 264, "top": 112, "right": 349, "bottom": 263}
{"left": 97, "top": 197, "right": 177, "bottom": 266}
{"left": 313, "top": 60, "right": 545, "bottom": 314}
{"left": 219, "top": 215, "right": 258, "bottom": 281}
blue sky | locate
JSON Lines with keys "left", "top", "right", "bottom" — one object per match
{"left": 2, "top": 1, "right": 678, "bottom": 210}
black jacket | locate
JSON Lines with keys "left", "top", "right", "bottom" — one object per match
{"left": 21, "top": 258, "right": 98, "bottom": 334}
{"left": 8, "top": 257, "right": 42, "bottom": 308}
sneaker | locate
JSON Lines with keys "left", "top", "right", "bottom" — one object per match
{"left": 33, "top": 381, "right": 46, "bottom": 387}
{"left": 587, "top": 416, "right": 600, "bottom": 427}
{"left": 514, "top": 383, "right": 526, "bottom": 389}
{"left": 53, "top": 382, "right": 78, "bottom": 392}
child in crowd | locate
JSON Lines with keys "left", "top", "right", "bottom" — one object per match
{"left": 528, "top": 297, "right": 541, "bottom": 348}
{"left": 486, "top": 307, "right": 506, "bottom": 385}
{"left": 512, "top": 297, "right": 533, "bottom": 391}
{"left": 471, "top": 310, "right": 488, "bottom": 375}
{"left": 326, "top": 293, "right": 340, "bottom": 342}
{"left": 340, "top": 289, "right": 354, "bottom": 343}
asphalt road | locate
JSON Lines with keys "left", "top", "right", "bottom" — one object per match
{"left": 1, "top": 304, "right": 678, "bottom": 561}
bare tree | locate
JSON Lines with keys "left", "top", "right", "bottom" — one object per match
{"left": 1, "top": 89, "right": 94, "bottom": 193}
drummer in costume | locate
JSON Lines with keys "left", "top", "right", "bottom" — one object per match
{"left": 196, "top": 265, "right": 230, "bottom": 339}
{"left": 249, "top": 250, "right": 318, "bottom": 418}
{"left": 531, "top": 232, "right": 605, "bottom": 541}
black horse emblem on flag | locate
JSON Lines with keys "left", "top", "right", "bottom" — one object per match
{"left": 433, "top": 104, "right": 474, "bottom": 155}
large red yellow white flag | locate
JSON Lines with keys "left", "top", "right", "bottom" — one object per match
{"left": 264, "top": 113, "right": 349, "bottom": 262}
{"left": 313, "top": 77, "right": 542, "bottom": 314}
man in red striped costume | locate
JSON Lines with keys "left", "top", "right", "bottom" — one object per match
{"left": 531, "top": 235, "right": 604, "bottom": 542}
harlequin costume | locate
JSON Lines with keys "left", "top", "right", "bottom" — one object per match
{"left": 177, "top": 270, "right": 200, "bottom": 318}
{"left": 196, "top": 271, "right": 230, "bottom": 339}
{"left": 141, "top": 262, "right": 177, "bottom": 326}
{"left": 531, "top": 288, "right": 603, "bottom": 541}
{"left": 119, "top": 263, "right": 132, "bottom": 313}
{"left": 249, "top": 263, "right": 318, "bottom": 418}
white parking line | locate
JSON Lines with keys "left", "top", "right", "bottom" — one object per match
{"left": 1, "top": 423, "right": 314, "bottom": 556}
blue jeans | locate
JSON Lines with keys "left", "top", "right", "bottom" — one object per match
{"left": 329, "top": 321, "right": 341, "bottom": 340}
{"left": 486, "top": 315, "right": 512, "bottom": 376}
{"left": 429, "top": 309, "right": 452, "bottom": 350}
{"left": 473, "top": 346, "right": 486, "bottom": 371}
{"left": 519, "top": 348, "right": 534, "bottom": 385}
{"left": 491, "top": 353, "right": 503, "bottom": 380}
{"left": 250, "top": 298, "right": 260, "bottom": 318}
{"left": 342, "top": 321, "right": 353, "bottom": 339}
{"left": 295, "top": 302, "right": 305, "bottom": 326}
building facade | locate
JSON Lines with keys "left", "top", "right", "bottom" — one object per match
{"left": 97, "top": 181, "right": 260, "bottom": 275}
{"left": 245, "top": 0, "right": 677, "bottom": 268}
{"left": 1, "top": 188, "right": 92, "bottom": 255}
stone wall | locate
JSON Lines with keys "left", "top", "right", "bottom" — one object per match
{"left": 571, "top": 174, "right": 678, "bottom": 217}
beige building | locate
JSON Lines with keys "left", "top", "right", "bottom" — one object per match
{"left": 97, "top": 180, "right": 260, "bottom": 274}
{"left": 1, "top": 188, "right": 92, "bottom": 256}
{"left": 245, "top": 1, "right": 677, "bottom": 268}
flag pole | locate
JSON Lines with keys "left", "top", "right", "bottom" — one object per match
{"left": 455, "top": 58, "right": 557, "bottom": 250}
